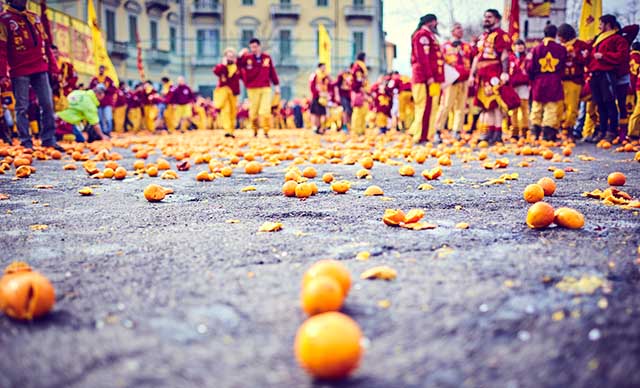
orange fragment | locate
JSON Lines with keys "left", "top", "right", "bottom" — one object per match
{"left": 553, "top": 169, "right": 565, "bottom": 179}
{"left": 523, "top": 184, "right": 545, "bottom": 203}
{"left": 144, "top": 184, "right": 170, "bottom": 202}
{"left": 404, "top": 209, "right": 425, "bottom": 223}
{"left": 196, "top": 171, "right": 214, "bottom": 182}
{"left": 322, "top": 173, "right": 334, "bottom": 184}
{"left": 78, "top": 187, "right": 93, "bottom": 196}
{"left": 554, "top": 207, "right": 585, "bottom": 229}
{"left": 421, "top": 166, "right": 442, "bottom": 180}
{"left": 294, "top": 312, "right": 363, "bottom": 380}
{"left": 300, "top": 276, "right": 344, "bottom": 316}
{"left": 156, "top": 158, "right": 171, "bottom": 170}
{"left": 245, "top": 161, "right": 262, "bottom": 175}
{"left": 0, "top": 269, "right": 55, "bottom": 320}
{"left": 15, "top": 165, "right": 31, "bottom": 178}
{"left": 383, "top": 209, "right": 406, "bottom": 226}
{"left": 302, "top": 167, "right": 317, "bottom": 179}
{"left": 526, "top": 202, "right": 555, "bottom": 229}
{"left": 295, "top": 182, "right": 313, "bottom": 198}
{"left": 364, "top": 185, "right": 384, "bottom": 196}
{"left": 102, "top": 168, "right": 115, "bottom": 179}
{"left": 331, "top": 180, "right": 350, "bottom": 194}
{"left": 399, "top": 164, "right": 415, "bottom": 176}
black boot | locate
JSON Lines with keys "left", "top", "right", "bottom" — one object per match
{"left": 531, "top": 125, "right": 542, "bottom": 141}
{"left": 542, "top": 126, "right": 558, "bottom": 141}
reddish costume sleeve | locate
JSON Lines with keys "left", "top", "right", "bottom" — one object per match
{"left": 0, "top": 21, "right": 8, "bottom": 78}
{"left": 269, "top": 56, "right": 280, "bottom": 86}
{"left": 414, "top": 31, "right": 433, "bottom": 81}
{"left": 599, "top": 37, "right": 629, "bottom": 67}
{"left": 213, "top": 64, "right": 226, "bottom": 77}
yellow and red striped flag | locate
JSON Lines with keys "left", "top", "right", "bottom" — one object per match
{"left": 505, "top": 0, "right": 520, "bottom": 42}
{"left": 136, "top": 31, "right": 146, "bottom": 81}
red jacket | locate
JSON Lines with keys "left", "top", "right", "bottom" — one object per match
{"left": 213, "top": 63, "right": 241, "bottom": 95}
{"left": 89, "top": 75, "right": 117, "bottom": 107}
{"left": 526, "top": 38, "right": 567, "bottom": 103}
{"left": 476, "top": 27, "right": 511, "bottom": 82}
{"left": 114, "top": 88, "right": 127, "bottom": 108}
{"left": 442, "top": 40, "right": 473, "bottom": 82}
{"left": 562, "top": 38, "right": 590, "bottom": 84}
{"left": 411, "top": 27, "right": 445, "bottom": 84}
{"left": 0, "top": 6, "right": 58, "bottom": 78}
{"left": 59, "top": 61, "right": 78, "bottom": 96}
{"left": 630, "top": 50, "right": 640, "bottom": 91}
{"left": 334, "top": 71, "right": 352, "bottom": 99}
{"left": 588, "top": 31, "right": 629, "bottom": 73}
{"left": 351, "top": 61, "right": 368, "bottom": 93}
{"left": 508, "top": 52, "right": 529, "bottom": 87}
{"left": 309, "top": 69, "right": 330, "bottom": 99}
{"left": 167, "top": 84, "right": 195, "bottom": 105}
{"left": 238, "top": 53, "right": 279, "bottom": 89}
{"left": 371, "top": 85, "right": 392, "bottom": 117}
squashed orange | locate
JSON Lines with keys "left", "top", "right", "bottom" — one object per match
{"left": 554, "top": 207, "right": 585, "bottom": 229}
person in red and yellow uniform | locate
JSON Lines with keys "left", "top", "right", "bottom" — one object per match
{"left": 167, "top": 76, "right": 195, "bottom": 132}
{"left": 142, "top": 81, "right": 161, "bottom": 132}
{"left": 434, "top": 22, "right": 473, "bottom": 138}
{"left": 526, "top": 25, "right": 567, "bottom": 141}
{"left": 556, "top": 23, "right": 590, "bottom": 139}
{"left": 127, "top": 83, "right": 144, "bottom": 132}
{"left": 371, "top": 81, "right": 393, "bottom": 134}
{"left": 469, "top": 9, "right": 511, "bottom": 144}
{"left": 0, "top": 0, "right": 63, "bottom": 150}
{"left": 213, "top": 48, "right": 241, "bottom": 138}
{"left": 627, "top": 41, "right": 640, "bottom": 139}
{"left": 238, "top": 38, "right": 280, "bottom": 138}
{"left": 333, "top": 68, "right": 353, "bottom": 132}
{"left": 587, "top": 14, "right": 629, "bottom": 142}
{"left": 89, "top": 65, "right": 117, "bottom": 136}
{"left": 350, "top": 53, "right": 369, "bottom": 135}
{"left": 507, "top": 40, "right": 530, "bottom": 139}
{"left": 112, "top": 82, "right": 128, "bottom": 133}
{"left": 397, "top": 74, "right": 413, "bottom": 131}
{"left": 409, "top": 14, "right": 445, "bottom": 144}
{"left": 309, "top": 63, "right": 330, "bottom": 134}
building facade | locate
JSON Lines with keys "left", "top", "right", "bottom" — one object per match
{"left": 45, "top": 0, "right": 387, "bottom": 101}
{"left": 517, "top": 0, "right": 567, "bottom": 40}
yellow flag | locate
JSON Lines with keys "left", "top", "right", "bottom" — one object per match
{"left": 578, "top": 0, "right": 602, "bottom": 42}
{"left": 318, "top": 24, "right": 331, "bottom": 74}
{"left": 88, "top": 0, "right": 119, "bottom": 84}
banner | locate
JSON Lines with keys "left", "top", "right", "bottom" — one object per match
{"left": 318, "top": 24, "right": 331, "bottom": 74}
{"left": 25, "top": 1, "right": 94, "bottom": 79}
{"left": 505, "top": 0, "right": 520, "bottom": 42}
{"left": 527, "top": 1, "right": 551, "bottom": 18}
{"left": 87, "top": 0, "right": 119, "bottom": 84}
{"left": 136, "top": 31, "right": 146, "bottom": 81}
{"left": 579, "top": 0, "right": 602, "bottom": 41}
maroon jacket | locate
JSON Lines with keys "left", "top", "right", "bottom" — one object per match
{"left": 168, "top": 84, "right": 195, "bottom": 105}
{"left": 114, "top": 88, "right": 127, "bottom": 108}
{"left": 508, "top": 52, "right": 529, "bottom": 87}
{"left": 89, "top": 75, "right": 117, "bottom": 107}
{"left": 562, "top": 39, "right": 590, "bottom": 84}
{"left": 0, "top": 6, "right": 58, "bottom": 78}
{"left": 213, "top": 63, "right": 241, "bottom": 95}
{"left": 411, "top": 27, "right": 445, "bottom": 84}
{"left": 309, "top": 70, "right": 330, "bottom": 99}
{"left": 526, "top": 38, "right": 567, "bottom": 103}
{"left": 334, "top": 71, "right": 352, "bottom": 99}
{"left": 588, "top": 31, "right": 629, "bottom": 73}
{"left": 238, "top": 53, "right": 279, "bottom": 89}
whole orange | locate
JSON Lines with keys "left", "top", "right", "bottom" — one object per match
{"left": 607, "top": 172, "right": 626, "bottom": 186}
{"left": 303, "top": 260, "right": 351, "bottom": 296}
{"left": 300, "top": 276, "right": 344, "bottom": 316}
{"left": 295, "top": 182, "right": 313, "bottom": 198}
{"left": 554, "top": 207, "right": 585, "bottom": 229}
{"left": 526, "top": 202, "right": 555, "bottom": 229}
{"left": 294, "top": 312, "right": 363, "bottom": 380}
{"left": 282, "top": 180, "right": 298, "bottom": 197}
{"left": 537, "top": 177, "right": 556, "bottom": 196}
{"left": 523, "top": 184, "right": 545, "bottom": 203}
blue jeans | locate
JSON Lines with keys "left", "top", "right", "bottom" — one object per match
{"left": 73, "top": 125, "right": 85, "bottom": 142}
{"left": 98, "top": 105, "right": 113, "bottom": 135}
{"left": 11, "top": 71, "right": 57, "bottom": 147}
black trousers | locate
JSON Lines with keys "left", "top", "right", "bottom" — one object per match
{"left": 590, "top": 71, "right": 618, "bottom": 135}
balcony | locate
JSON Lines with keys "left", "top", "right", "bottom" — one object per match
{"left": 270, "top": 3, "right": 301, "bottom": 19}
{"left": 344, "top": 5, "right": 375, "bottom": 21}
{"left": 191, "top": 1, "right": 222, "bottom": 18}
{"left": 146, "top": 48, "right": 171, "bottom": 65}
{"left": 107, "top": 40, "right": 129, "bottom": 60}
{"left": 191, "top": 56, "right": 218, "bottom": 67}
{"left": 145, "top": 0, "right": 170, "bottom": 14}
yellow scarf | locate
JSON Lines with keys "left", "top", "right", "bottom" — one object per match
{"left": 227, "top": 63, "right": 237, "bottom": 78}
{"left": 594, "top": 30, "right": 616, "bottom": 48}
{"left": 355, "top": 60, "right": 368, "bottom": 77}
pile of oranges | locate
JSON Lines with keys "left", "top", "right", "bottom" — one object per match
{"left": 295, "top": 260, "right": 363, "bottom": 380}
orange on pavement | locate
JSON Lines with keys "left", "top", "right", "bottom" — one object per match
{"left": 303, "top": 260, "right": 351, "bottom": 296}
{"left": 300, "top": 276, "right": 344, "bottom": 316}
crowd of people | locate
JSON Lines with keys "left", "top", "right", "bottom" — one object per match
{"left": 0, "top": 0, "right": 638, "bottom": 150}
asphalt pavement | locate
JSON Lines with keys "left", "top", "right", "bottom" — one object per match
{"left": 0, "top": 131, "right": 639, "bottom": 388}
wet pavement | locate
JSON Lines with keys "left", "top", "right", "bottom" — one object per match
{"left": 0, "top": 132, "right": 639, "bottom": 388}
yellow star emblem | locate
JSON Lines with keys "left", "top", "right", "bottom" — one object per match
{"left": 539, "top": 51, "right": 559, "bottom": 73}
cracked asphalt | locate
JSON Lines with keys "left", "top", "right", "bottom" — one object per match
{"left": 0, "top": 131, "right": 639, "bottom": 388}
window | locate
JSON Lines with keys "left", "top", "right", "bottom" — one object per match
{"left": 241, "top": 29, "right": 254, "bottom": 47}
{"left": 128, "top": 15, "right": 137, "bottom": 45}
{"left": 242, "top": 0, "right": 253, "bottom": 5}
{"left": 317, "top": 0, "right": 328, "bottom": 6}
{"left": 105, "top": 9, "right": 115, "bottom": 42}
{"left": 169, "top": 27, "right": 177, "bottom": 53}
{"left": 150, "top": 20, "right": 158, "bottom": 50}
{"left": 353, "top": 0, "right": 364, "bottom": 7}
{"left": 280, "top": 0, "right": 291, "bottom": 4}
{"left": 197, "top": 29, "right": 220, "bottom": 58}
{"left": 279, "top": 30, "right": 291, "bottom": 60}
{"left": 352, "top": 31, "right": 364, "bottom": 60}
